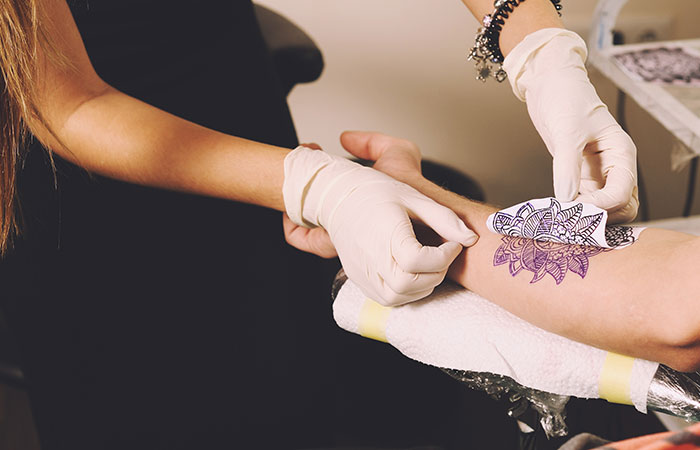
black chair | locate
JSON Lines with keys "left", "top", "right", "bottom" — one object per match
{"left": 254, "top": 4, "right": 324, "bottom": 96}
{"left": 421, "top": 159, "right": 485, "bottom": 202}
{"left": 0, "top": 3, "right": 326, "bottom": 391}
{"left": 0, "top": 309, "right": 24, "bottom": 388}
{"left": 354, "top": 158, "right": 486, "bottom": 203}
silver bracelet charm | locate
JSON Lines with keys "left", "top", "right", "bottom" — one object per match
{"left": 468, "top": 0, "right": 562, "bottom": 82}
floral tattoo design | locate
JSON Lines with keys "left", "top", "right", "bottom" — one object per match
{"left": 604, "top": 225, "right": 636, "bottom": 248}
{"left": 494, "top": 238, "right": 606, "bottom": 285}
{"left": 491, "top": 199, "right": 638, "bottom": 284}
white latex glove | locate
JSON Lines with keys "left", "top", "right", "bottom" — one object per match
{"left": 503, "top": 28, "right": 639, "bottom": 223}
{"left": 283, "top": 146, "right": 478, "bottom": 306}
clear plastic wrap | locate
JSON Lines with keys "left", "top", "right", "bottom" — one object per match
{"left": 330, "top": 268, "right": 348, "bottom": 305}
{"left": 442, "top": 369, "right": 570, "bottom": 438}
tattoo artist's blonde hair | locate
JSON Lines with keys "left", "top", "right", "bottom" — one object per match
{"left": 0, "top": 0, "right": 62, "bottom": 255}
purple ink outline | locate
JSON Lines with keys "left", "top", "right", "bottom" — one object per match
{"left": 493, "top": 237, "right": 607, "bottom": 284}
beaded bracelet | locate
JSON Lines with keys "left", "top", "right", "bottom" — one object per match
{"left": 468, "top": 0, "right": 562, "bottom": 82}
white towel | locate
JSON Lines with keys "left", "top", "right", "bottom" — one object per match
{"left": 333, "top": 279, "right": 658, "bottom": 413}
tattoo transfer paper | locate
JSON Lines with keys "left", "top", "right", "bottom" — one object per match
{"left": 487, "top": 198, "right": 644, "bottom": 284}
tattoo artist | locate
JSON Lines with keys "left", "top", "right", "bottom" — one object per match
{"left": 0, "top": 0, "right": 637, "bottom": 448}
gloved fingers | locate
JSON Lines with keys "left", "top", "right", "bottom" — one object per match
{"left": 380, "top": 264, "right": 448, "bottom": 301}
{"left": 282, "top": 213, "right": 338, "bottom": 258}
{"left": 374, "top": 280, "right": 436, "bottom": 307}
{"left": 552, "top": 149, "right": 583, "bottom": 202}
{"left": 605, "top": 186, "right": 639, "bottom": 224}
{"left": 391, "top": 220, "right": 463, "bottom": 273}
{"left": 356, "top": 269, "right": 436, "bottom": 307}
{"left": 405, "top": 194, "right": 478, "bottom": 247}
{"left": 606, "top": 200, "right": 639, "bottom": 223}
{"left": 575, "top": 165, "right": 636, "bottom": 213}
{"left": 578, "top": 177, "right": 605, "bottom": 195}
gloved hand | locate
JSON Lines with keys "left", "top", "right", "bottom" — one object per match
{"left": 283, "top": 146, "right": 478, "bottom": 306}
{"left": 503, "top": 28, "right": 639, "bottom": 223}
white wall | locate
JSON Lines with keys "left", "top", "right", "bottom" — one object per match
{"left": 259, "top": 0, "right": 700, "bottom": 219}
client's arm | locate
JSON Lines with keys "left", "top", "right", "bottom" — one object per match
{"left": 341, "top": 132, "right": 700, "bottom": 372}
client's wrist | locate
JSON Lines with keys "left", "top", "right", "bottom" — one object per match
{"left": 408, "top": 176, "right": 441, "bottom": 197}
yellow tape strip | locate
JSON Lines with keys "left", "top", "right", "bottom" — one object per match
{"left": 598, "top": 352, "right": 635, "bottom": 405}
{"left": 358, "top": 298, "right": 391, "bottom": 343}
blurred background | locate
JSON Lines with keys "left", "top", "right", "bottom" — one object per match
{"left": 259, "top": 0, "right": 700, "bottom": 220}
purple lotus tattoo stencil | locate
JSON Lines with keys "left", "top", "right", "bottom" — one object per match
{"left": 494, "top": 237, "right": 607, "bottom": 284}
{"left": 488, "top": 198, "right": 642, "bottom": 285}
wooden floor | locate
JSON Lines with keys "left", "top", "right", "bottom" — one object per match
{"left": 0, "top": 384, "right": 40, "bottom": 450}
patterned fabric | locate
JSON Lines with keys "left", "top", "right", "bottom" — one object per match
{"left": 595, "top": 422, "right": 700, "bottom": 450}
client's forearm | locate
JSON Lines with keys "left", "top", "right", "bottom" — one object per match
{"left": 410, "top": 176, "right": 700, "bottom": 371}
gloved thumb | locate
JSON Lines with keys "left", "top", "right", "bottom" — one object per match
{"left": 575, "top": 166, "right": 637, "bottom": 213}
{"left": 390, "top": 220, "right": 463, "bottom": 273}
{"left": 407, "top": 194, "right": 478, "bottom": 247}
{"left": 552, "top": 148, "right": 583, "bottom": 202}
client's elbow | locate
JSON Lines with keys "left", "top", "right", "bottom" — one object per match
{"left": 643, "top": 238, "right": 700, "bottom": 372}
{"left": 657, "top": 324, "right": 700, "bottom": 373}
